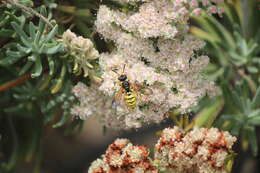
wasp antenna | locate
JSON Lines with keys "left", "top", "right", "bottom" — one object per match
{"left": 112, "top": 69, "right": 119, "bottom": 74}
{"left": 122, "top": 64, "right": 126, "bottom": 73}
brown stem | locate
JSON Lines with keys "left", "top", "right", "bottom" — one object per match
{"left": 0, "top": 74, "right": 31, "bottom": 92}
{"left": 3, "top": 0, "right": 53, "bottom": 28}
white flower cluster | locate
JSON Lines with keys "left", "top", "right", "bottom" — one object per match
{"left": 88, "top": 127, "right": 236, "bottom": 173}
{"left": 96, "top": 0, "right": 224, "bottom": 40}
{"left": 83, "top": 0, "right": 220, "bottom": 129}
{"left": 71, "top": 82, "right": 112, "bottom": 120}
{"left": 71, "top": 82, "right": 137, "bottom": 129}
{"left": 62, "top": 30, "right": 99, "bottom": 77}
{"left": 88, "top": 138, "right": 157, "bottom": 173}
{"left": 155, "top": 127, "right": 237, "bottom": 173}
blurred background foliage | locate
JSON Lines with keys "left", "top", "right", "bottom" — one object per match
{"left": 190, "top": 0, "right": 260, "bottom": 158}
{"left": 0, "top": 0, "right": 260, "bottom": 173}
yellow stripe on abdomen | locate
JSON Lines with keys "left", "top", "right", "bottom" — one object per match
{"left": 125, "top": 93, "right": 135, "bottom": 99}
{"left": 124, "top": 92, "right": 136, "bottom": 108}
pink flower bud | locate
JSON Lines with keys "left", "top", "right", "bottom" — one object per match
{"left": 202, "top": 0, "right": 210, "bottom": 6}
{"left": 208, "top": 6, "right": 218, "bottom": 13}
{"left": 192, "top": 8, "right": 202, "bottom": 16}
{"left": 190, "top": 0, "right": 199, "bottom": 8}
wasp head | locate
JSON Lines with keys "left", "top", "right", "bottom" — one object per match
{"left": 118, "top": 74, "right": 127, "bottom": 81}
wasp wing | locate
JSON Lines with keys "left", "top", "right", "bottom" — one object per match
{"left": 111, "top": 87, "right": 125, "bottom": 114}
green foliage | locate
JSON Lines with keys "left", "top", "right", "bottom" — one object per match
{"left": 0, "top": 2, "right": 81, "bottom": 172}
{"left": 0, "top": 7, "right": 63, "bottom": 78}
{"left": 191, "top": 97, "right": 224, "bottom": 129}
{"left": 0, "top": 78, "right": 77, "bottom": 171}
{"left": 191, "top": 0, "right": 260, "bottom": 83}
{"left": 191, "top": 0, "right": 260, "bottom": 156}
{"left": 229, "top": 32, "right": 259, "bottom": 67}
{"left": 55, "top": 0, "right": 96, "bottom": 38}
{"left": 216, "top": 82, "right": 260, "bottom": 156}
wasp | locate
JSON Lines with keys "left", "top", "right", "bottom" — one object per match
{"left": 112, "top": 65, "right": 137, "bottom": 110}
{"left": 112, "top": 64, "right": 154, "bottom": 112}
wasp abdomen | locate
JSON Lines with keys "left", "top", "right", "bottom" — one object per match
{"left": 124, "top": 92, "right": 136, "bottom": 108}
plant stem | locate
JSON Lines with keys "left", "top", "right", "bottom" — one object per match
{"left": 0, "top": 74, "right": 31, "bottom": 92}
{"left": 3, "top": 0, "right": 53, "bottom": 28}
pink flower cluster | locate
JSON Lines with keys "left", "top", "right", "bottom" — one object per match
{"left": 88, "top": 127, "right": 236, "bottom": 173}
{"left": 155, "top": 127, "right": 237, "bottom": 173}
{"left": 88, "top": 139, "right": 157, "bottom": 173}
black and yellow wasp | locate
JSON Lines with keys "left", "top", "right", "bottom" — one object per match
{"left": 112, "top": 65, "right": 138, "bottom": 110}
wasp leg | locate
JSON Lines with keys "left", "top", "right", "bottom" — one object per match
{"left": 133, "top": 82, "right": 153, "bottom": 95}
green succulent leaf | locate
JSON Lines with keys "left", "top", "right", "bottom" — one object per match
{"left": 222, "top": 82, "right": 242, "bottom": 114}
{"left": 248, "top": 116, "right": 260, "bottom": 126}
{"left": 247, "top": 66, "right": 258, "bottom": 74}
{"left": 19, "top": 61, "right": 33, "bottom": 75}
{"left": 20, "top": 36, "right": 32, "bottom": 48}
{"left": 64, "top": 119, "right": 84, "bottom": 136}
{"left": 48, "top": 57, "right": 55, "bottom": 76}
{"left": 17, "top": 44, "right": 32, "bottom": 54}
{"left": 0, "top": 29, "right": 14, "bottom": 37}
{"left": 248, "top": 109, "right": 260, "bottom": 118}
{"left": 31, "top": 56, "right": 43, "bottom": 78}
{"left": 231, "top": 123, "right": 242, "bottom": 136}
{"left": 52, "top": 111, "right": 71, "bottom": 128}
{"left": 205, "top": 15, "right": 236, "bottom": 50}
{"left": 38, "top": 75, "right": 52, "bottom": 91}
{"left": 29, "top": 22, "right": 37, "bottom": 38}
{"left": 41, "top": 25, "right": 58, "bottom": 44}
{"left": 4, "top": 103, "right": 26, "bottom": 113}
{"left": 51, "top": 64, "right": 66, "bottom": 94}
{"left": 43, "top": 44, "right": 63, "bottom": 54}
{"left": 193, "top": 97, "right": 224, "bottom": 128}
{"left": 252, "top": 87, "right": 260, "bottom": 109}
{"left": 246, "top": 126, "right": 258, "bottom": 156}
{"left": 6, "top": 50, "right": 25, "bottom": 57}
{"left": 38, "top": 7, "right": 47, "bottom": 36}
{"left": 0, "top": 55, "right": 23, "bottom": 66}
{"left": 11, "top": 22, "right": 29, "bottom": 41}
{"left": 44, "top": 111, "right": 56, "bottom": 124}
